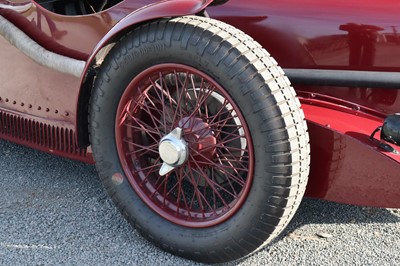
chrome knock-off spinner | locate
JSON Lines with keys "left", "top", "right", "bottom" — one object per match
{"left": 158, "top": 127, "right": 188, "bottom": 176}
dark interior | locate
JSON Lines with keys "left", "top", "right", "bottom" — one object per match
{"left": 35, "top": 0, "right": 123, "bottom": 15}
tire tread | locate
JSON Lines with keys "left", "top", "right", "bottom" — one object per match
{"left": 89, "top": 15, "right": 310, "bottom": 263}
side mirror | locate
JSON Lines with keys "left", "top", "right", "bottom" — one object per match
{"left": 381, "top": 114, "right": 400, "bottom": 146}
{"left": 370, "top": 114, "right": 400, "bottom": 154}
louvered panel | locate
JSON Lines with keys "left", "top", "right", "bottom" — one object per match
{"left": 0, "top": 110, "right": 87, "bottom": 157}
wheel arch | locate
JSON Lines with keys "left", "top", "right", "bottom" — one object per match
{"left": 76, "top": 0, "right": 214, "bottom": 146}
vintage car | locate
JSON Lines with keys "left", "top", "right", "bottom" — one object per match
{"left": 0, "top": 0, "right": 399, "bottom": 263}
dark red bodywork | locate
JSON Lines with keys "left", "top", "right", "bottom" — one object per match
{"left": 0, "top": 0, "right": 399, "bottom": 208}
{"left": 208, "top": 0, "right": 400, "bottom": 208}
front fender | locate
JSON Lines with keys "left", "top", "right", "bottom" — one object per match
{"left": 76, "top": 0, "right": 214, "bottom": 146}
{"left": 82, "top": 0, "right": 213, "bottom": 80}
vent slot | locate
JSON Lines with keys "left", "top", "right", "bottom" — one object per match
{"left": 0, "top": 111, "right": 87, "bottom": 157}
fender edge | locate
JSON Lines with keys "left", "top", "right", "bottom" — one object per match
{"left": 76, "top": 0, "right": 213, "bottom": 147}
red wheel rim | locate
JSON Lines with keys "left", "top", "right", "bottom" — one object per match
{"left": 115, "top": 64, "right": 254, "bottom": 228}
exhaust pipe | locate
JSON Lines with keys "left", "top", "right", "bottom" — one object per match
{"left": 0, "top": 15, "right": 85, "bottom": 78}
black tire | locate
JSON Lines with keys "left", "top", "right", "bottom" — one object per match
{"left": 89, "top": 16, "right": 310, "bottom": 263}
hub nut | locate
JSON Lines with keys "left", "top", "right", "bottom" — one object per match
{"left": 158, "top": 127, "right": 188, "bottom": 176}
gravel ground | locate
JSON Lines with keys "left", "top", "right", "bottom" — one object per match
{"left": 0, "top": 140, "right": 399, "bottom": 266}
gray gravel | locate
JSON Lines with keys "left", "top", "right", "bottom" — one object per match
{"left": 0, "top": 140, "right": 399, "bottom": 266}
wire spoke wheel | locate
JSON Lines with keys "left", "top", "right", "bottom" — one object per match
{"left": 116, "top": 64, "right": 254, "bottom": 227}
{"left": 90, "top": 16, "right": 309, "bottom": 263}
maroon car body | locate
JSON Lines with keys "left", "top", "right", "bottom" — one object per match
{"left": 0, "top": 0, "right": 399, "bottom": 263}
{"left": 209, "top": 0, "right": 400, "bottom": 208}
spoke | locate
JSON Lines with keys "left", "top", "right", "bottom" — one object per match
{"left": 190, "top": 149, "right": 246, "bottom": 186}
{"left": 208, "top": 117, "right": 239, "bottom": 133}
{"left": 208, "top": 106, "right": 236, "bottom": 121}
{"left": 204, "top": 95, "right": 210, "bottom": 121}
{"left": 154, "top": 74, "right": 180, "bottom": 126}
{"left": 211, "top": 167, "right": 217, "bottom": 209}
{"left": 215, "top": 131, "right": 245, "bottom": 143}
{"left": 217, "top": 143, "right": 249, "bottom": 170}
{"left": 179, "top": 85, "right": 216, "bottom": 129}
{"left": 138, "top": 161, "right": 163, "bottom": 186}
{"left": 118, "top": 99, "right": 132, "bottom": 127}
{"left": 183, "top": 90, "right": 196, "bottom": 112}
{"left": 172, "top": 71, "right": 190, "bottom": 124}
{"left": 176, "top": 167, "right": 191, "bottom": 217}
{"left": 181, "top": 76, "right": 200, "bottom": 114}
{"left": 207, "top": 101, "right": 233, "bottom": 124}
{"left": 194, "top": 83, "right": 214, "bottom": 111}
{"left": 133, "top": 90, "right": 164, "bottom": 136}
{"left": 134, "top": 159, "right": 162, "bottom": 173}
{"left": 141, "top": 89, "right": 164, "bottom": 118}
{"left": 165, "top": 179, "right": 179, "bottom": 197}
{"left": 189, "top": 155, "right": 233, "bottom": 206}
{"left": 218, "top": 154, "right": 249, "bottom": 161}
{"left": 216, "top": 144, "right": 249, "bottom": 153}
{"left": 151, "top": 171, "right": 170, "bottom": 197}
{"left": 218, "top": 134, "right": 245, "bottom": 146}
{"left": 133, "top": 100, "right": 163, "bottom": 120}
{"left": 191, "top": 147, "right": 247, "bottom": 172}
{"left": 149, "top": 76, "right": 170, "bottom": 133}
{"left": 164, "top": 79, "right": 178, "bottom": 108}
{"left": 164, "top": 169, "right": 181, "bottom": 198}
{"left": 212, "top": 124, "right": 245, "bottom": 128}
{"left": 208, "top": 114, "right": 239, "bottom": 132}
{"left": 215, "top": 158, "right": 248, "bottom": 172}
{"left": 189, "top": 118, "right": 237, "bottom": 133}
{"left": 217, "top": 154, "right": 248, "bottom": 172}
{"left": 184, "top": 120, "right": 242, "bottom": 144}
{"left": 162, "top": 169, "right": 169, "bottom": 207}
{"left": 214, "top": 153, "right": 239, "bottom": 197}
{"left": 190, "top": 75, "right": 203, "bottom": 117}
{"left": 185, "top": 162, "right": 206, "bottom": 213}
{"left": 140, "top": 102, "right": 166, "bottom": 125}
{"left": 124, "top": 121, "right": 161, "bottom": 137}
{"left": 125, "top": 114, "right": 161, "bottom": 143}
{"left": 215, "top": 145, "right": 249, "bottom": 172}
{"left": 212, "top": 126, "right": 242, "bottom": 138}
{"left": 190, "top": 164, "right": 242, "bottom": 199}
{"left": 211, "top": 166, "right": 244, "bottom": 196}
{"left": 196, "top": 125, "right": 243, "bottom": 141}
{"left": 186, "top": 163, "right": 215, "bottom": 214}
{"left": 216, "top": 151, "right": 246, "bottom": 177}
{"left": 191, "top": 134, "right": 245, "bottom": 152}
{"left": 123, "top": 140, "right": 159, "bottom": 155}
